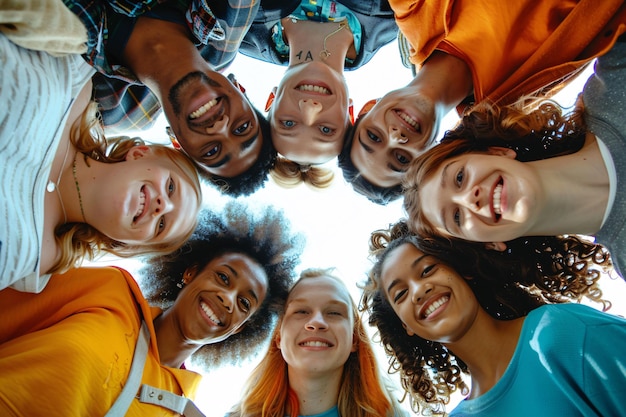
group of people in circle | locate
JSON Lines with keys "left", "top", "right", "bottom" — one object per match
{"left": 2, "top": 0, "right": 626, "bottom": 416}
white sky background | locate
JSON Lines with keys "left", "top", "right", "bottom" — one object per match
{"left": 95, "top": 41, "right": 626, "bottom": 415}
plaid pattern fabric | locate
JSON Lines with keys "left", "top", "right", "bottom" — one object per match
{"left": 63, "top": 0, "right": 259, "bottom": 133}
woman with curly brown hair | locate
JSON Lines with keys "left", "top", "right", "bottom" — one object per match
{"left": 361, "top": 221, "right": 624, "bottom": 417}
{"left": 403, "top": 41, "right": 626, "bottom": 279}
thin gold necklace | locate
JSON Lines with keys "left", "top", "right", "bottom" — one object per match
{"left": 320, "top": 21, "right": 348, "bottom": 61}
{"left": 72, "top": 152, "right": 87, "bottom": 222}
{"left": 47, "top": 141, "right": 71, "bottom": 224}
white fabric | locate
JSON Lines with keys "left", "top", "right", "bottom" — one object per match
{"left": 0, "top": 34, "right": 94, "bottom": 292}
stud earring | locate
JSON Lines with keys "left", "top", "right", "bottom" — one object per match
{"left": 166, "top": 127, "right": 181, "bottom": 150}
{"left": 348, "top": 98, "right": 354, "bottom": 124}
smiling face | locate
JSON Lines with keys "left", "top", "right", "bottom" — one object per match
{"left": 163, "top": 71, "right": 264, "bottom": 178}
{"left": 277, "top": 275, "right": 356, "bottom": 376}
{"left": 380, "top": 243, "right": 479, "bottom": 343}
{"left": 350, "top": 90, "right": 439, "bottom": 188}
{"left": 88, "top": 146, "right": 199, "bottom": 246}
{"left": 418, "top": 150, "right": 541, "bottom": 243}
{"left": 270, "top": 62, "right": 349, "bottom": 164}
{"left": 169, "top": 252, "right": 268, "bottom": 345}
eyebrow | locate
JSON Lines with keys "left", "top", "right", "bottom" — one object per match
{"left": 206, "top": 154, "right": 231, "bottom": 169}
{"left": 386, "top": 254, "right": 428, "bottom": 295}
{"left": 241, "top": 134, "right": 258, "bottom": 151}
{"left": 358, "top": 137, "right": 373, "bottom": 153}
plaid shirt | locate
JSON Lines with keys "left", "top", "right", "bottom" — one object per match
{"left": 63, "top": 0, "right": 259, "bottom": 133}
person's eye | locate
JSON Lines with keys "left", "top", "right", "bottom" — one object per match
{"left": 455, "top": 168, "right": 464, "bottom": 187}
{"left": 203, "top": 144, "right": 220, "bottom": 159}
{"left": 453, "top": 209, "right": 461, "bottom": 227}
{"left": 395, "top": 152, "right": 411, "bottom": 165}
{"left": 319, "top": 125, "right": 335, "bottom": 135}
{"left": 234, "top": 121, "right": 250, "bottom": 135}
{"left": 327, "top": 310, "right": 343, "bottom": 316}
{"left": 218, "top": 272, "right": 229, "bottom": 285}
{"left": 367, "top": 130, "right": 381, "bottom": 143}
{"left": 393, "top": 288, "right": 407, "bottom": 304}
{"left": 167, "top": 177, "right": 175, "bottom": 195}
{"left": 239, "top": 297, "right": 251, "bottom": 313}
{"left": 421, "top": 263, "right": 437, "bottom": 277}
{"left": 157, "top": 216, "right": 165, "bottom": 234}
{"left": 281, "top": 120, "right": 296, "bottom": 128}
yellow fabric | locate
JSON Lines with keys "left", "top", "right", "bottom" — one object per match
{"left": 0, "top": 266, "right": 201, "bottom": 417}
{"left": 391, "top": 0, "right": 626, "bottom": 104}
{"left": 0, "top": 0, "right": 87, "bottom": 55}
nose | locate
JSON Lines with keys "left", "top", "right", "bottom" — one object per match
{"left": 204, "top": 113, "right": 230, "bottom": 135}
{"left": 217, "top": 291, "right": 235, "bottom": 313}
{"left": 410, "top": 281, "right": 433, "bottom": 304}
{"left": 460, "top": 185, "right": 484, "bottom": 212}
{"left": 305, "top": 311, "right": 328, "bottom": 331}
{"left": 153, "top": 194, "right": 174, "bottom": 216}
{"left": 299, "top": 99, "right": 322, "bottom": 126}
{"left": 389, "top": 126, "right": 409, "bottom": 144}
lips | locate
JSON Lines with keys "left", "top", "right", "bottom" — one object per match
{"left": 295, "top": 82, "right": 332, "bottom": 95}
{"left": 132, "top": 185, "right": 148, "bottom": 224}
{"left": 188, "top": 97, "right": 223, "bottom": 125}
{"left": 491, "top": 177, "right": 504, "bottom": 222}
{"left": 200, "top": 298, "right": 224, "bottom": 327}
{"left": 393, "top": 110, "right": 421, "bottom": 134}
{"left": 299, "top": 338, "right": 333, "bottom": 348}
{"left": 418, "top": 293, "right": 450, "bottom": 319}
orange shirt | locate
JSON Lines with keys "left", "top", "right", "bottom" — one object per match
{"left": 0, "top": 266, "right": 201, "bottom": 417}
{"left": 392, "top": 0, "right": 626, "bottom": 104}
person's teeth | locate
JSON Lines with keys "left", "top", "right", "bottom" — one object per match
{"left": 189, "top": 99, "right": 218, "bottom": 119}
{"left": 297, "top": 85, "right": 330, "bottom": 94}
{"left": 300, "top": 341, "right": 330, "bottom": 347}
{"left": 493, "top": 183, "right": 503, "bottom": 215}
{"left": 200, "top": 301, "right": 221, "bottom": 325}
{"left": 424, "top": 295, "right": 449, "bottom": 318}
{"left": 400, "top": 112, "right": 418, "bottom": 129}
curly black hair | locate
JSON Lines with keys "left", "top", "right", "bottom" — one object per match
{"left": 338, "top": 118, "right": 403, "bottom": 205}
{"left": 360, "top": 220, "right": 610, "bottom": 415}
{"left": 200, "top": 107, "right": 277, "bottom": 196}
{"left": 139, "top": 201, "right": 304, "bottom": 369}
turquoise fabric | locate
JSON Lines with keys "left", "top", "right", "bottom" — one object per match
{"left": 450, "top": 303, "right": 626, "bottom": 416}
{"left": 297, "top": 405, "right": 339, "bottom": 417}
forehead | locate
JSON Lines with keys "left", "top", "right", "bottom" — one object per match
{"left": 380, "top": 243, "right": 424, "bottom": 281}
{"left": 206, "top": 253, "right": 268, "bottom": 287}
{"left": 288, "top": 276, "right": 352, "bottom": 307}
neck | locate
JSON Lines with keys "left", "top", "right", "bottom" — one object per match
{"left": 287, "top": 366, "right": 342, "bottom": 416}
{"left": 153, "top": 309, "right": 200, "bottom": 368}
{"left": 282, "top": 19, "right": 354, "bottom": 73}
{"left": 122, "top": 16, "right": 214, "bottom": 102}
{"left": 527, "top": 133, "right": 609, "bottom": 235}
{"left": 407, "top": 51, "right": 473, "bottom": 116}
{"left": 444, "top": 311, "right": 524, "bottom": 399}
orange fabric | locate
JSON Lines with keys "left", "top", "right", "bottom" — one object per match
{"left": 0, "top": 266, "right": 201, "bottom": 417}
{"left": 391, "top": 0, "right": 626, "bottom": 104}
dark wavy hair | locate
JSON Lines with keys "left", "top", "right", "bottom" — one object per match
{"left": 360, "top": 220, "right": 609, "bottom": 415}
{"left": 338, "top": 118, "right": 403, "bottom": 205}
{"left": 200, "top": 107, "right": 277, "bottom": 196}
{"left": 139, "top": 202, "right": 304, "bottom": 369}
{"left": 403, "top": 99, "right": 586, "bottom": 237}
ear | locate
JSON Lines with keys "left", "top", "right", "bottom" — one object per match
{"left": 357, "top": 98, "right": 379, "bottom": 118}
{"left": 350, "top": 333, "right": 358, "bottom": 353}
{"left": 125, "top": 145, "right": 151, "bottom": 161}
{"left": 348, "top": 98, "right": 354, "bottom": 125}
{"left": 486, "top": 146, "right": 517, "bottom": 159}
{"left": 401, "top": 322, "right": 415, "bottom": 336}
{"left": 484, "top": 242, "right": 508, "bottom": 252}
{"left": 166, "top": 126, "right": 182, "bottom": 150}
{"left": 265, "top": 87, "right": 277, "bottom": 112}
{"left": 275, "top": 333, "right": 282, "bottom": 350}
{"left": 182, "top": 265, "right": 199, "bottom": 284}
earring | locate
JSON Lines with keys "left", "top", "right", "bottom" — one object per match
{"left": 265, "top": 90, "right": 276, "bottom": 112}
{"left": 177, "top": 271, "right": 193, "bottom": 289}
{"left": 227, "top": 73, "right": 246, "bottom": 93}
{"left": 166, "top": 127, "right": 181, "bottom": 150}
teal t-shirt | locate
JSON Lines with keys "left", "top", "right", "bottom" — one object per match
{"left": 297, "top": 405, "right": 338, "bottom": 417}
{"left": 450, "top": 303, "right": 626, "bottom": 416}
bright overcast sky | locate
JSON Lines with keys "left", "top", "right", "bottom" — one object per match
{"left": 91, "top": 41, "right": 626, "bottom": 415}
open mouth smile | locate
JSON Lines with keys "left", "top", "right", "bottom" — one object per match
{"left": 296, "top": 83, "right": 331, "bottom": 95}
{"left": 394, "top": 110, "right": 421, "bottom": 133}
{"left": 133, "top": 186, "right": 148, "bottom": 224}
{"left": 200, "top": 300, "right": 224, "bottom": 327}
{"left": 491, "top": 177, "right": 504, "bottom": 222}
{"left": 421, "top": 294, "right": 450, "bottom": 319}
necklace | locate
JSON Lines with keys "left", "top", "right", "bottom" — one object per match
{"left": 47, "top": 141, "right": 71, "bottom": 224}
{"left": 320, "top": 21, "right": 348, "bottom": 61}
{"left": 72, "top": 152, "right": 87, "bottom": 222}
